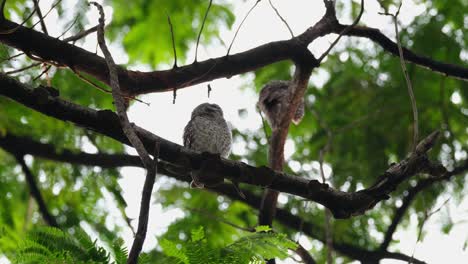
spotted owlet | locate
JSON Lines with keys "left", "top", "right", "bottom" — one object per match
{"left": 257, "top": 80, "right": 305, "bottom": 129}
{"left": 183, "top": 103, "right": 232, "bottom": 187}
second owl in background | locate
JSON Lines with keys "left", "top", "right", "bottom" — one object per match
{"left": 257, "top": 80, "right": 305, "bottom": 130}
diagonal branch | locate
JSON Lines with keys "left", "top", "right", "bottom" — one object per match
{"left": 334, "top": 24, "right": 468, "bottom": 81}
{"left": 379, "top": 159, "right": 468, "bottom": 251}
{"left": 0, "top": 132, "right": 435, "bottom": 264}
{"left": 14, "top": 154, "right": 59, "bottom": 228}
{"left": 0, "top": 73, "right": 449, "bottom": 219}
{"left": 32, "top": 0, "right": 49, "bottom": 35}
{"left": 89, "top": 3, "right": 157, "bottom": 263}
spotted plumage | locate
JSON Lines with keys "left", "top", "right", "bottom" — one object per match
{"left": 257, "top": 80, "right": 305, "bottom": 129}
{"left": 183, "top": 103, "right": 232, "bottom": 158}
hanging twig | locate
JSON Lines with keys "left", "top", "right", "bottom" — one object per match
{"left": 89, "top": 3, "right": 157, "bottom": 263}
{"left": 318, "top": 0, "right": 364, "bottom": 62}
{"left": 32, "top": 0, "right": 49, "bottom": 35}
{"left": 165, "top": 12, "right": 178, "bottom": 103}
{"left": 380, "top": 3, "right": 419, "bottom": 152}
{"left": 166, "top": 12, "right": 177, "bottom": 69}
{"left": 207, "top": 83, "right": 212, "bottom": 98}
{"left": 30, "top": 0, "right": 62, "bottom": 30}
{"left": 195, "top": 0, "right": 212, "bottom": 62}
{"left": 226, "top": 0, "right": 261, "bottom": 56}
{"left": 268, "top": 0, "right": 294, "bottom": 38}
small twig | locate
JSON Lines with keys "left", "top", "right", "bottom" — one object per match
{"left": 382, "top": 3, "right": 419, "bottom": 152}
{"left": 5, "top": 62, "right": 41, "bottom": 74}
{"left": 30, "top": 0, "right": 62, "bottom": 30}
{"left": 73, "top": 69, "right": 112, "bottom": 93}
{"left": 56, "top": 15, "right": 80, "bottom": 40}
{"left": 0, "top": 7, "right": 37, "bottom": 34}
{"left": 189, "top": 207, "right": 255, "bottom": 232}
{"left": 62, "top": 25, "right": 98, "bottom": 42}
{"left": 15, "top": 154, "right": 59, "bottom": 228}
{"left": 226, "top": 0, "right": 261, "bottom": 56}
{"left": 32, "top": 0, "right": 49, "bottom": 35}
{"left": 32, "top": 64, "right": 51, "bottom": 82}
{"left": 166, "top": 12, "right": 178, "bottom": 103}
{"left": 318, "top": 0, "right": 365, "bottom": 62}
{"left": 207, "top": 83, "right": 212, "bottom": 98}
{"left": 195, "top": 0, "right": 212, "bottom": 62}
{"left": 166, "top": 13, "right": 177, "bottom": 69}
{"left": 411, "top": 198, "right": 450, "bottom": 260}
{"left": 268, "top": 0, "right": 294, "bottom": 38}
{"left": 1, "top": 52, "right": 25, "bottom": 63}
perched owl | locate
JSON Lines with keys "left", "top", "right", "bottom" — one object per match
{"left": 183, "top": 103, "right": 232, "bottom": 187}
{"left": 183, "top": 103, "right": 232, "bottom": 157}
{"left": 257, "top": 80, "right": 305, "bottom": 129}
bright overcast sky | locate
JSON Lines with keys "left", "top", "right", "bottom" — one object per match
{"left": 11, "top": 0, "right": 468, "bottom": 263}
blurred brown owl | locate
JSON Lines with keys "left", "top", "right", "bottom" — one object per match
{"left": 257, "top": 80, "right": 305, "bottom": 129}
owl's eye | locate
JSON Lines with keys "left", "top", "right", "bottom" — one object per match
{"left": 264, "top": 98, "right": 279, "bottom": 108}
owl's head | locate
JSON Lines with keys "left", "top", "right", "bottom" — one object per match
{"left": 191, "top": 103, "right": 224, "bottom": 119}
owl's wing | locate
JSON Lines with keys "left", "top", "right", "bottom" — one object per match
{"left": 183, "top": 120, "right": 194, "bottom": 148}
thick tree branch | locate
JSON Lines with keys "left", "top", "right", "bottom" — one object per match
{"left": 14, "top": 155, "right": 59, "bottom": 228}
{"left": 0, "top": 3, "right": 465, "bottom": 98}
{"left": 0, "top": 8, "right": 324, "bottom": 95}
{"left": 0, "top": 74, "right": 448, "bottom": 219}
{"left": 380, "top": 159, "right": 468, "bottom": 251}
{"left": 0, "top": 133, "right": 142, "bottom": 168}
{"left": 0, "top": 132, "right": 430, "bottom": 264}
{"left": 335, "top": 24, "right": 468, "bottom": 81}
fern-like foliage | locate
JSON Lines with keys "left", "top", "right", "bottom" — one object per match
{"left": 14, "top": 227, "right": 110, "bottom": 264}
{"left": 159, "top": 226, "right": 297, "bottom": 264}
{"left": 13, "top": 226, "right": 297, "bottom": 264}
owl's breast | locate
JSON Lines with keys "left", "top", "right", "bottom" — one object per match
{"left": 186, "top": 116, "right": 232, "bottom": 158}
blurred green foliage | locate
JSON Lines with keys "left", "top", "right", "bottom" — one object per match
{"left": 0, "top": 0, "right": 467, "bottom": 263}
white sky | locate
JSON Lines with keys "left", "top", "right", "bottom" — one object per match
{"left": 4, "top": 0, "right": 467, "bottom": 263}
